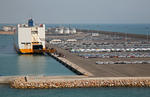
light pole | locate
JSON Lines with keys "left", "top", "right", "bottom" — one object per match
{"left": 146, "top": 27, "right": 149, "bottom": 43}
{"left": 147, "top": 32, "right": 149, "bottom": 43}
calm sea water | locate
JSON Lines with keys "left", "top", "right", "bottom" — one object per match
{"left": 0, "top": 35, "right": 75, "bottom": 76}
{"left": 0, "top": 85, "right": 150, "bottom": 97}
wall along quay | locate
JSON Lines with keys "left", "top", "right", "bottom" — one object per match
{"left": 47, "top": 53, "right": 93, "bottom": 76}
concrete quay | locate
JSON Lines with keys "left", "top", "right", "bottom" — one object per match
{"left": 11, "top": 76, "right": 150, "bottom": 89}
{"left": 49, "top": 53, "right": 93, "bottom": 76}
{"left": 0, "top": 76, "right": 23, "bottom": 84}
{"left": 48, "top": 44, "right": 150, "bottom": 77}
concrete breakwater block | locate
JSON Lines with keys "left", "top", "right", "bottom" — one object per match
{"left": 10, "top": 77, "right": 150, "bottom": 89}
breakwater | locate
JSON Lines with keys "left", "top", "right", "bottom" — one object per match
{"left": 11, "top": 76, "right": 150, "bottom": 89}
{"left": 77, "top": 29, "right": 150, "bottom": 39}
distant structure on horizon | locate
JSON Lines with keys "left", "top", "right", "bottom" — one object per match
{"left": 2, "top": 26, "right": 16, "bottom": 32}
{"left": 48, "top": 27, "right": 76, "bottom": 34}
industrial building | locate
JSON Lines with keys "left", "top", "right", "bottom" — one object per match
{"left": 2, "top": 26, "right": 16, "bottom": 32}
{"left": 48, "top": 27, "right": 77, "bottom": 34}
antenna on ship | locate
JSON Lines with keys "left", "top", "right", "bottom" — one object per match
{"left": 146, "top": 27, "right": 149, "bottom": 43}
{"left": 125, "top": 26, "right": 128, "bottom": 49}
{"left": 125, "top": 31, "right": 127, "bottom": 48}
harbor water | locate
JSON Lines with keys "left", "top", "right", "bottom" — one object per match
{"left": 0, "top": 85, "right": 150, "bottom": 97}
{"left": 0, "top": 35, "right": 75, "bottom": 76}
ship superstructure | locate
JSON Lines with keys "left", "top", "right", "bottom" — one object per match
{"left": 15, "top": 19, "right": 45, "bottom": 54}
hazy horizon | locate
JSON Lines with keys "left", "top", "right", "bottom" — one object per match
{"left": 0, "top": 22, "right": 150, "bottom": 25}
{"left": 0, "top": 0, "right": 150, "bottom": 24}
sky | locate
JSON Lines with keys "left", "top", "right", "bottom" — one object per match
{"left": 0, "top": 0, "right": 150, "bottom": 24}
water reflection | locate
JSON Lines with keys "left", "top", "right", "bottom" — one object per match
{"left": 17, "top": 55, "right": 46, "bottom": 76}
{"left": 0, "top": 35, "right": 75, "bottom": 76}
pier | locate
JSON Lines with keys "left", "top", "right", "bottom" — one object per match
{"left": 47, "top": 44, "right": 150, "bottom": 77}
{"left": 0, "top": 76, "right": 22, "bottom": 84}
{"left": 48, "top": 53, "right": 93, "bottom": 76}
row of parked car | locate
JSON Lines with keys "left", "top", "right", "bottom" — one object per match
{"left": 79, "top": 52, "right": 150, "bottom": 58}
{"left": 71, "top": 48, "right": 150, "bottom": 53}
{"left": 96, "top": 60, "right": 150, "bottom": 65}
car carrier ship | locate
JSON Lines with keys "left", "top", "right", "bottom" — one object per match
{"left": 14, "top": 19, "right": 46, "bottom": 54}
